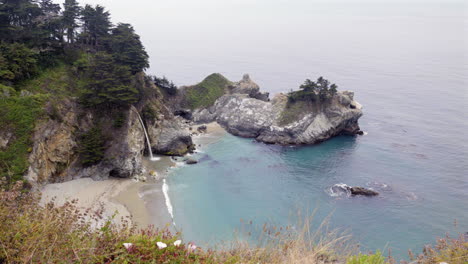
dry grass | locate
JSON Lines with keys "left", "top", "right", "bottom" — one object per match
{"left": 0, "top": 180, "right": 466, "bottom": 263}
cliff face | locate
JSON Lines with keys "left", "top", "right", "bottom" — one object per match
{"left": 23, "top": 79, "right": 194, "bottom": 186}
{"left": 25, "top": 100, "right": 147, "bottom": 185}
{"left": 191, "top": 75, "right": 363, "bottom": 145}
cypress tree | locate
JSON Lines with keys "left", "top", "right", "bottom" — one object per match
{"left": 62, "top": 0, "right": 80, "bottom": 43}
{"left": 78, "top": 126, "right": 105, "bottom": 167}
{"left": 107, "top": 23, "right": 149, "bottom": 74}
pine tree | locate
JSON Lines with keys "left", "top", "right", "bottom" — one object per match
{"left": 107, "top": 23, "right": 149, "bottom": 74}
{"left": 78, "top": 126, "right": 105, "bottom": 166}
{"left": 62, "top": 0, "right": 80, "bottom": 43}
{"left": 0, "top": 0, "right": 42, "bottom": 43}
{"left": 80, "top": 4, "right": 111, "bottom": 47}
{"left": 81, "top": 52, "right": 139, "bottom": 108}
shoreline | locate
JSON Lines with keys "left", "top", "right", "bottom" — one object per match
{"left": 40, "top": 122, "right": 226, "bottom": 230}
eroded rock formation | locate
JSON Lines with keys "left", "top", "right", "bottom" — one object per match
{"left": 192, "top": 75, "right": 363, "bottom": 145}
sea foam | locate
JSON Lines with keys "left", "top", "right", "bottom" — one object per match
{"left": 162, "top": 179, "right": 176, "bottom": 226}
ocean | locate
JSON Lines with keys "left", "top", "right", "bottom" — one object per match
{"left": 142, "top": 0, "right": 467, "bottom": 259}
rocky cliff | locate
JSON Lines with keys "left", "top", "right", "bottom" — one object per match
{"left": 191, "top": 74, "right": 363, "bottom": 145}
{"left": 3, "top": 72, "right": 362, "bottom": 187}
{"left": 23, "top": 79, "right": 193, "bottom": 186}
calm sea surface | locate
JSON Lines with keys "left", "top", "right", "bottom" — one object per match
{"left": 142, "top": 1, "right": 467, "bottom": 259}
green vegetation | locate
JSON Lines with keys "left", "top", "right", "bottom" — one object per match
{"left": 347, "top": 251, "right": 386, "bottom": 264}
{"left": 0, "top": 92, "right": 46, "bottom": 183}
{"left": 278, "top": 100, "right": 311, "bottom": 126}
{"left": 0, "top": 0, "right": 150, "bottom": 185}
{"left": 113, "top": 112, "right": 126, "bottom": 128}
{"left": 78, "top": 126, "right": 106, "bottom": 167}
{"left": 184, "top": 73, "right": 231, "bottom": 109}
{"left": 288, "top": 76, "right": 338, "bottom": 104}
{"left": 152, "top": 75, "right": 178, "bottom": 96}
{"left": 279, "top": 77, "right": 339, "bottom": 125}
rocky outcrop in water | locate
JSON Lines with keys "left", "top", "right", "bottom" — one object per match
{"left": 191, "top": 74, "right": 363, "bottom": 145}
{"left": 349, "top": 187, "right": 379, "bottom": 196}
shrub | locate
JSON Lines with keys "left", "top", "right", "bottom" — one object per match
{"left": 184, "top": 73, "right": 231, "bottom": 109}
{"left": 113, "top": 111, "right": 126, "bottom": 128}
{"left": 0, "top": 94, "right": 46, "bottom": 184}
{"left": 407, "top": 234, "right": 468, "bottom": 264}
{"left": 78, "top": 126, "right": 106, "bottom": 167}
{"left": 347, "top": 251, "right": 386, "bottom": 264}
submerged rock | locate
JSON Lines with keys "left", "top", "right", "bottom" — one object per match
{"left": 329, "top": 183, "right": 379, "bottom": 197}
{"left": 349, "top": 187, "right": 379, "bottom": 196}
{"left": 185, "top": 158, "right": 198, "bottom": 165}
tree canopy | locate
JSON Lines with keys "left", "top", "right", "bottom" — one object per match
{"left": 0, "top": 0, "right": 149, "bottom": 108}
{"left": 288, "top": 76, "right": 339, "bottom": 103}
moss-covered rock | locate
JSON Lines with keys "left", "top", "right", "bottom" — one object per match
{"left": 182, "top": 73, "right": 231, "bottom": 109}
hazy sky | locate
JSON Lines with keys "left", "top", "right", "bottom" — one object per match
{"left": 51, "top": 0, "right": 467, "bottom": 87}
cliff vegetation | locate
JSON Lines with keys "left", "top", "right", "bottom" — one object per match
{"left": 0, "top": 0, "right": 151, "bottom": 187}
{"left": 183, "top": 73, "right": 232, "bottom": 109}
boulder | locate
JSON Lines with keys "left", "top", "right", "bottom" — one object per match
{"left": 197, "top": 125, "right": 207, "bottom": 133}
{"left": 185, "top": 158, "right": 198, "bottom": 165}
{"left": 174, "top": 109, "right": 192, "bottom": 120}
{"left": 350, "top": 187, "right": 379, "bottom": 196}
{"left": 148, "top": 118, "right": 195, "bottom": 156}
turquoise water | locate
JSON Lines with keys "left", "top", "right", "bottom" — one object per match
{"left": 143, "top": 1, "right": 468, "bottom": 260}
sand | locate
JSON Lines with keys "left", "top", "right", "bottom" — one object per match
{"left": 40, "top": 122, "right": 226, "bottom": 230}
{"left": 40, "top": 178, "right": 135, "bottom": 227}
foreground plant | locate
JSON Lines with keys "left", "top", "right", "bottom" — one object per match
{"left": 0, "top": 180, "right": 466, "bottom": 263}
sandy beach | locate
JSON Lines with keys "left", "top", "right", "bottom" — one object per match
{"left": 40, "top": 122, "right": 226, "bottom": 230}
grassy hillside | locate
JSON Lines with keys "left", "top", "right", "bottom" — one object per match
{"left": 184, "top": 73, "right": 232, "bottom": 109}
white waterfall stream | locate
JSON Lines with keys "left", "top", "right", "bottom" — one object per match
{"left": 133, "top": 108, "right": 158, "bottom": 161}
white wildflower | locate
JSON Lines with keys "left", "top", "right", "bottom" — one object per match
{"left": 123, "top": 243, "right": 133, "bottom": 250}
{"left": 173, "top": 240, "right": 182, "bottom": 246}
{"left": 156, "top": 241, "right": 167, "bottom": 249}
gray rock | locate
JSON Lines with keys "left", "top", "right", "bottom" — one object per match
{"left": 185, "top": 158, "right": 198, "bottom": 165}
{"left": 197, "top": 125, "right": 207, "bottom": 133}
{"left": 350, "top": 187, "right": 379, "bottom": 196}
{"left": 25, "top": 101, "right": 146, "bottom": 186}
{"left": 148, "top": 117, "right": 195, "bottom": 156}
{"left": 228, "top": 74, "right": 269, "bottom": 101}
{"left": 0, "top": 131, "right": 13, "bottom": 149}
{"left": 193, "top": 89, "right": 363, "bottom": 145}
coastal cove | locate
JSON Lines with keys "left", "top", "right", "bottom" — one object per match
{"left": 1, "top": 0, "right": 466, "bottom": 262}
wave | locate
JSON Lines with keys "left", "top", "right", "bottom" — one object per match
{"left": 328, "top": 183, "right": 351, "bottom": 197}
{"left": 150, "top": 157, "right": 161, "bottom": 161}
{"left": 162, "top": 179, "right": 176, "bottom": 226}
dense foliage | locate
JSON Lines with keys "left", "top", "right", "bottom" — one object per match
{"left": 0, "top": 0, "right": 149, "bottom": 183}
{"left": 152, "top": 75, "right": 178, "bottom": 96}
{"left": 288, "top": 76, "right": 338, "bottom": 103}
{"left": 78, "top": 126, "right": 106, "bottom": 167}
{"left": 279, "top": 77, "right": 339, "bottom": 125}
{"left": 0, "top": 90, "right": 46, "bottom": 183}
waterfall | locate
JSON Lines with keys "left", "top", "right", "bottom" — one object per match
{"left": 132, "top": 107, "right": 157, "bottom": 161}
